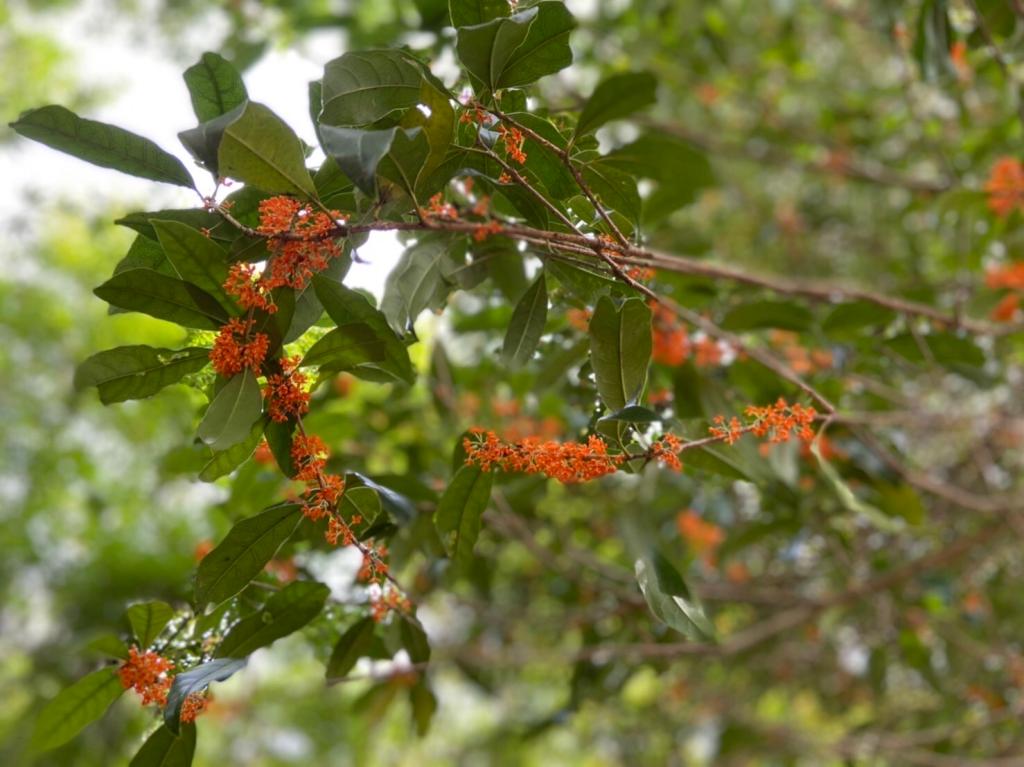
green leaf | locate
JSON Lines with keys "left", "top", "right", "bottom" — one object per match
{"left": 10, "top": 105, "right": 194, "bottom": 188}
{"left": 177, "top": 103, "right": 247, "bottom": 177}
{"left": 218, "top": 102, "right": 316, "bottom": 197}
{"left": 74, "top": 346, "right": 209, "bottom": 404}
{"left": 30, "top": 668, "right": 124, "bottom": 753}
{"left": 823, "top": 301, "right": 896, "bottom": 334}
{"left": 326, "top": 617, "right": 377, "bottom": 679}
{"left": 312, "top": 276, "right": 415, "bottom": 384}
{"left": 502, "top": 272, "right": 548, "bottom": 367}
{"left": 264, "top": 419, "right": 297, "bottom": 478}
{"left": 435, "top": 464, "right": 494, "bottom": 568}
{"left": 409, "top": 680, "right": 437, "bottom": 736}
{"left": 199, "top": 417, "right": 264, "bottom": 482}
{"left": 320, "top": 50, "right": 424, "bottom": 127}
{"left": 402, "top": 78, "right": 456, "bottom": 192}
{"left": 152, "top": 220, "right": 237, "bottom": 315}
{"left": 589, "top": 296, "right": 652, "bottom": 411}
{"left": 684, "top": 446, "right": 750, "bottom": 481}
{"left": 721, "top": 301, "right": 814, "bottom": 332}
{"left": 194, "top": 503, "right": 303, "bottom": 610}
{"left": 598, "top": 405, "right": 662, "bottom": 424}
{"left": 126, "top": 601, "right": 175, "bottom": 647}
{"left": 635, "top": 551, "right": 715, "bottom": 640}
{"left": 85, "top": 634, "right": 129, "bottom": 660}
{"left": 129, "top": 724, "right": 196, "bottom": 767}
{"left": 301, "top": 322, "right": 388, "bottom": 372}
{"left": 215, "top": 580, "right": 330, "bottom": 658}
{"left": 164, "top": 659, "right": 246, "bottom": 735}
{"left": 183, "top": 52, "right": 248, "bottom": 123}
{"left": 580, "top": 159, "right": 641, "bottom": 229}
{"left": 320, "top": 125, "right": 405, "bottom": 195}
{"left": 339, "top": 485, "right": 383, "bottom": 536}
{"left": 197, "top": 370, "right": 263, "bottom": 451}
{"left": 399, "top": 616, "right": 431, "bottom": 664}
{"left": 603, "top": 133, "right": 714, "bottom": 216}
{"left": 574, "top": 71, "right": 657, "bottom": 140}
{"left": 456, "top": 2, "right": 575, "bottom": 94}
{"left": 381, "top": 235, "right": 459, "bottom": 334}
{"left": 449, "top": 0, "right": 510, "bottom": 28}
{"left": 93, "top": 269, "right": 228, "bottom": 330}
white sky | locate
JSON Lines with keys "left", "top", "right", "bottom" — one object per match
{"left": 1, "top": 0, "right": 400, "bottom": 294}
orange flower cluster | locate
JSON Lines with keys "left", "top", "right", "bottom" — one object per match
{"left": 210, "top": 318, "right": 270, "bottom": 377}
{"left": 118, "top": 647, "right": 174, "bottom": 706}
{"left": 263, "top": 356, "right": 310, "bottom": 422}
{"left": 710, "top": 398, "right": 817, "bottom": 445}
{"left": 566, "top": 307, "right": 591, "bottom": 332}
{"left": 985, "top": 261, "right": 1024, "bottom": 322}
{"left": 626, "top": 266, "right": 656, "bottom": 281}
{"left": 676, "top": 509, "right": 724, "bottom": 564}
{"left": 463, "top": 429, "right": 625, "bottom": 483}
{"left": 650, "top": 433, "right": 684, "bottom": 471}
{"left": 473, "top": 220, "right": 503, "bottom": 241}
{"left": 425, "top": 193, "right": 458, "bottom": 220}
{"left": 289, "top": 433, "right": 349, "bottom": 543}
{"left": 499, "top": 124, "right": 527, "bottom": 164}
{"left": 223, "top": 196, "right": 345, "bottom": 313}
{"left": 459, "top": 107, "right": 488, "bottom": 126}
{"left": 358, "top": 544, "right": 391, "bottom": 584}
{"left": 652, "top": 303, "right": 691, "bottom": 366}
{"left": 369, "top": 583, "right": 411, "bottom": 623}
{"left": 180, "top": 691, "right": 211, "bottom": 723}
{"left": 253, "top": 439, "right": 276, "bottom": 466}
{"left": 769, "top": 331, "right": 833, "bottom": 375}
{"left": 984, "top": 157, "right": 1024, "bottom": 218}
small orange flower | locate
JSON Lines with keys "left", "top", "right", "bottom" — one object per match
{"left": 264, "top": 356, "right": 310, "bottom": 423}
{"left": 464, "top": 431, "right": 624, "bottom": 483}
{"left": 992, "top": 292, "right": 1021, "bottom": 322}
{"left": 119, "top": 647, "right": 174, "bottom": 706}
{"left": 985, "top": 157, "right": 1024, "bottom": 218}
{"left": 180, "top": 691, "right": 211, "bottom": 723}
{"left": 676, "top": 509, "right": 724, "bottom": 562}
{"left": 210, "top": 318, "right": 270, "bottom": 378}
{"left": 986, "top": 262, "right": 1024, "bottom": 291}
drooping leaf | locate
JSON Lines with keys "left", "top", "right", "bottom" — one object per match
{"left": 263, "top": 418, "right": 297, "bottom": 478}
{"left": 588, "top": 296, "right": 652, "bottom": 411}
{"left": 313, "top": 276, "right": 415, "bottom": 383}
{"left": 635, "top": 551, "right": 715, "bottom": 640}
{"left": 215, "top": 580, "right": 330, "bottom": 658}
{"left": 449, "top": 0, "right": 510, "bottom": 28}
{"left": 320, "top": 125, "right": 405, "bottom": 195}
{"left": 10, "top": 105, "right": 194, "bottom": 188}
{"left": 409, "top": 680, "right": 438, "bottom": 737}
{"left": 381, "top": 235, "right": 458, "bottom": 333}
{"left": 580, "top": 158, "right": 641, "bottom": 229}
{"left": 199, "top": 417, "right": 265, "bottom": 482}
{"left": 30, "top": 668, "right": 124, "bottom": 753}
{"left": 74, "top": 346, "right": 209, "bottom": 404}
{"left": 326, "top": 617, "right": 378, "bottom": 680}
{"left": 197, "top": 370, "right": 263, "bottom": 451}
{"left": 502, "top": 272, "right": 548, "bottom": 367}
{"left": 93, "top": 269, "right": 228, "bottom": 330}
{"left": 598, "top": 405, "right": 662, "bottom": 425}
{"left": 194, "top": 503, "right": 303, "bottom": 610}
{"left": 177, "top": 103, "right": 247, "bottom": 177}
{"left": 152, "top": 220, "right": 237, "bottom": 315}
{"left": 126, "top": 601, "right": 175, "bottom": 648}
{"left": 183, "top": 52, "right": 248, "bottom": 122}
{"left": 573, "top": 71, "right": 658, "bottom": 140}
{"left": 217, "top": 102, "right": 317, "bottom": 197}
{"left": 129, "top": 724, "right": 197, "bottom": 767}
{"left": 301, "top": 322, "right": 388, "bottom": 372}
{"left": 603, "top": 133, "right": 714, "bottom": 216}
{"left": 320, "top": 50, "right": 424, "bottom": 127}
{"left": 402, "top": 78, "right": 456, "bottom": 192}
{"left": 399, "top": 615, "right": 431, "bottom": 664}
{"left": 164, "top": 659, "right": 246, "bottom": 734}
{"left": 435, "top": 464, "right": 494, "bottom": 568}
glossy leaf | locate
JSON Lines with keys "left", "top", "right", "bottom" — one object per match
{"left": 574, "top": 71, "right": 657, "bottom": 139}
{"left": 126, "top": 600, "right": 175, "bottom": 648}
{"left": 165, "top": 658, "right": 246, "bottom": 734}
{"left": 588, "top": 296, "right": 652, "bottom": 411}
{"left": 320, "top": 50, "right": 424, "bottom": 127}
{"left": 194, "top": 503, "right": 303, "bottom": 610}
{"left": 74, "top": 346, "right": 209, "bottom": 404}
{"left": 152, "top": 220, "right": 237, "bottom": 314}
{"left": 10, "top": 105, "right": 194, "bottom": 188}
{"left": 502, "top": 272, "right": 548, "bottom": 367}
{"left": 93, "top": 269, "right": 228, "bottom": 330}
{"left": 320, "top": 125, "right": 406, "bottom": 195}
{"left": 449, "top": 0, "right": 510, "bottom": 28}
{"left": 301, "top": 322, "right": 388, "bottom": 371}
{"left": 183, "top": 52, "right": 248, "bottom": 122}
{"left": 326, "top": 617, "right": 377, "bottom": 680}
{"left": 435, "top": 464, "right": 494, "bottom": 568}
{"left": 218, "top": 102, "right": 316, "bottom": 197}
{"left": 129, "top": 724, "right": 196, "bottom": 767}
{"left": 635, "top": 551, "right": 715, "bottom": 640}
{"left": 721, "top": 300, "right": 814, "bottom": 332}
{"left": 30, "top": 668, "right": 124, "bottom": 753}
{"left": 199, "top": 417, "right": 264, "bottom": 482}
{"left": 197, "top": 370, "right": 263, "bottom": 451}
{"left": 215, "top": 580, "right": 330, "bottom": 658}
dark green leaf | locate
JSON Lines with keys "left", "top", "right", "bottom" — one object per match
{"left": 164, "top": 659, "right": 246, "bottom": 734}
{"left": 409, "top": 681, "right": 437, "bottom": 737}
{"left": 183, "top": 52, "right": 248, "bottom": 123}
{"left": 381, "top": 235, "right": 459, "bottom": 333}
{"left": 320, "top": 125, "right": 405, "bottom": 195}
{"left": 588, "top": 296, "right": 652, "bottom": 411}
{"left": 194, "top": 503, "right": 303, "bottom": 610}
{"left": 199, "top": 417, "right": 264, "bottom": 482}
{"left": 218, "top": 102, "right": 316, "bottom": 197}
{"left": 152, "top": 220, "right": 237, "bottom": 315}
{"left": 320, "top": 50, "right": 424, "bottom": 127}
{"left": 10, "top": 105, "right": 194, "bottom": 188}
{"left": 598, "top": 405, "right": 662, "bottom": 424}
{"left": 435, "top": 464, "right": 494, "bottom": 568}
{"left": 449, "top": 0, "right": 510, "bottom": 28}
{"left": 326, "top": 617, "right": 377, "bottom": 679}
{"left": 502, "top": 273, "right": 548, "bottom": 367}
{"left": 129, "top": 724, "right": 196, "bottom": 767}
{"left": 574, "top": 71, "right": 657, "bottom": 139}
{"left": 30, "top": 668, "right": 124, "bottom": 753}
{"left": 215, "top": 580, "right": 330, "bottom": 658}
{"left": 399, "top": 616, "right": 431, "bottom": 664}
{"left": 264, "top": 418, "right": 297, "bottom": 478}
{"left": 93, "top": 269, "right": 228, "bottom": 330}
{"left": 74, "top": 346, "right": 209, "bottom": 404}
{"left": 301, "top": 322, "right": 388, "bottom": 371}
{"left": 126, "top": 601, "right": 175, "bottom": 648}
{"left": 721, "top": 301, "right": 814, "bottom": 332}
{"left": 178, "top": 103, "right": 246, "bottom": 177}
{"left": 197, "top": 370, "right": 263, "bottom": 451}
{"left": 635, "top": 551, "right": 715, "bottom": 640}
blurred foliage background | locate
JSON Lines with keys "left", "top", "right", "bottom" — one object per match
{"left": 4, "top": 0, "right": 1024, "bottom": 764}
